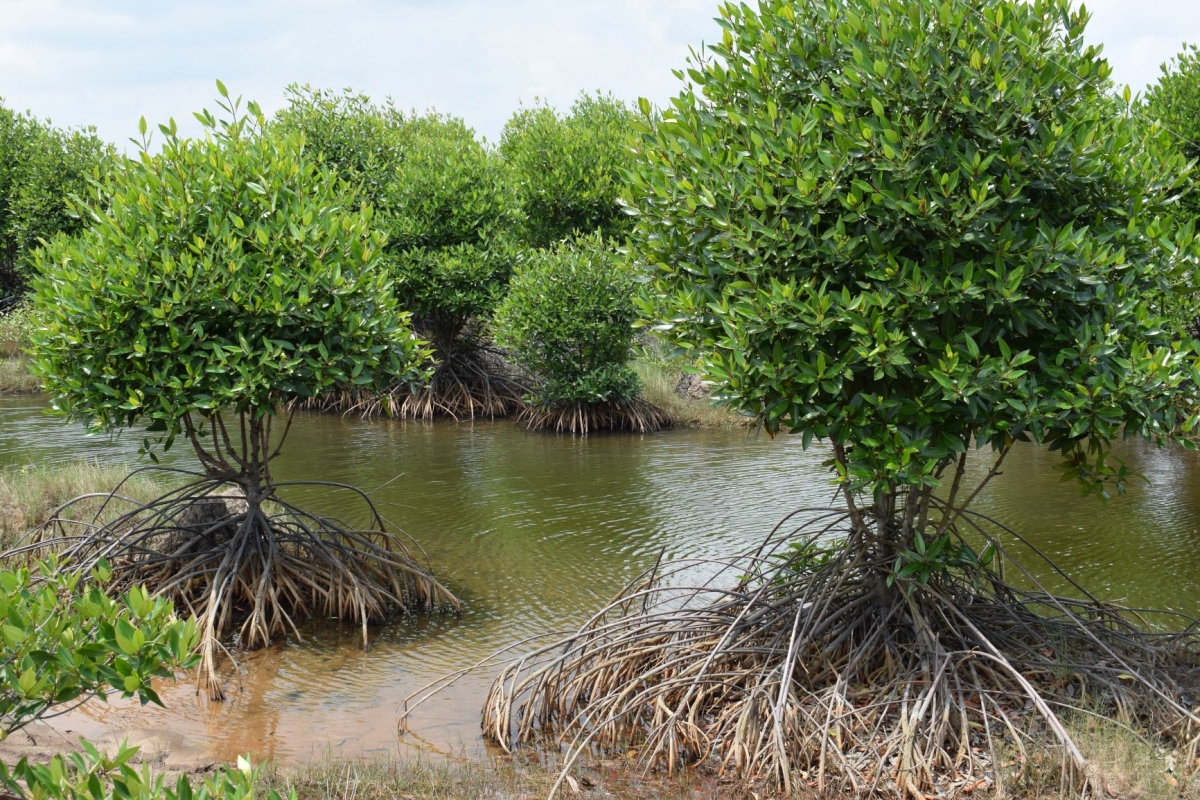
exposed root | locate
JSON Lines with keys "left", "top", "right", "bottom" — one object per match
{"left": 14, "top": 467, "right": 459, "bottom": 699}
{"left": 299, "top": 347, "right": 529, "bottom": 421}
{"left": 477, "top": 507, "right": 1200, "bottom": 798}
{"left": 519, "top": 398, "right": 672, "bottom": 435}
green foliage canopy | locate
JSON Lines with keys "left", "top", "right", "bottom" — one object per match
{"left": 30, "top": 88, "right": 428, "bottom": 450}
{"left": 0, "top": 100, "right": 114, "bottom": 298}
{"left": 382, "top": 115, "right": 518, "bottom": 347}
{"left": 272, "top": 85, "right": 407, "bottom": 211}
{"left": 495, "top": 234, "right": 640, "bottom": 405}
{"left": 501, "top": 93, "right": 634, "bottom": 248}
{"left": 630, "top": 0, "right": 1200, "bottom": 497}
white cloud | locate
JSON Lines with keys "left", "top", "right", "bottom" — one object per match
{"left": 0, "top": 0, "right": 1194, "bottom": 147}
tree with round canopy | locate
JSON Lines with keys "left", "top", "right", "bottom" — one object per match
{"left": 494, "top": 233, "right": 668, "bottom": 433}
{"left": 481, "top": 1, "right": 1200, "bottom": 793}
{"left": 28, "top": 85, "right": 456, "bottom": 697}
{"left": 500, "top": 92, "right": 635, "bottom": 248}
{"left": 377, "top": 113, "right": 525, "bottom": 419}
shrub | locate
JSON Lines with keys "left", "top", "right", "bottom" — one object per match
{"left": 494, "top": 235, "right": 666, "bottom": 432}
{"left": 501, "top": 93, "right": 634, "bottom": 248}
{"left": 0, "top": 100, "right": 114, "bottom": 299}
{"left": 28, "top": 83, "right": 454, "bottom": 698}
{"left": 0, "top": 559, "right": 286, "bottom": 800}
{"left": 0, "top": 302, "right": 36, "bottom": 353}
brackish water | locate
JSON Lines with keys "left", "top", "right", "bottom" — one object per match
{"left": 3, "top": 395, "right": 1200, "bottom": 764}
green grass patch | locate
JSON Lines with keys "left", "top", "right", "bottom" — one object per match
{"left": 0, "top": 461, "right": 165, "bottom": 550}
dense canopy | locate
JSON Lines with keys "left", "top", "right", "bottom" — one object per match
{"left": 630, "top": 0, "right": 1200, "bottom": 496}
{"left": 30, "top": 91, "right": 427, "bottom": 447}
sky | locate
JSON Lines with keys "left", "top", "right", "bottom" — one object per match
{"left": 1, "top": 0, "right": 1197, "bottom": 148}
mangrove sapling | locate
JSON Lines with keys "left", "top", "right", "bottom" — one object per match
{"left": 494, "top": 234, "right": 669, "bottom": 434}
{"left": 479, "top": 0, "right": 1200, "bottom": 795}
{"left": 24, "top": 83, "right": 457, "bottom": 698}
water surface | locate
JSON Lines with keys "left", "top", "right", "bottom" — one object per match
{"left": 3, "top": 396, "right": 1199, "bottom": 763}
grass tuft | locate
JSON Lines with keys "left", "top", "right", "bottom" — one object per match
{"left": 263, "top": 752, "right": 713, "bottom": 800}
{"left": 0, "top": 355, "right": 40, "bottom": 394}
{"left": 0, "top": 461, "right": 164, "bottom": 550}
{"left": 633, "top": 357, "right": 750, "bottom": 430}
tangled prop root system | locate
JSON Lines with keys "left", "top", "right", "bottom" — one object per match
{"left": 479, "top": 507, "right": 1200, "bottom": 798}
{"left": 300, "top": 348, "right": 529, "bottom": 421}
{"left": 17, "top": 467, "right": 459, "bottom": 699}
{"left": 519, "top": 398, "right": 672, "bottom": 435}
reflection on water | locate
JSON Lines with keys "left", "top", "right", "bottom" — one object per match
{"left": 3, "top": 396, "right": 1200, "bottom": 762}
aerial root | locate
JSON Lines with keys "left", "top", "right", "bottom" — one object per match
{"left": 297, "top": 347, "right": 529, "bottom": 421}
{"left": 15, "top": 467, "right": 459, "bottom": 699}
{"left": 519, "top": 398, "right": 672, "bottom": 434}
{"left": 478, "top": 508, "right": 1200, "bottom": 798}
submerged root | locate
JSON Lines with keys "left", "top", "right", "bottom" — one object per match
{"left": 15, "top": 467, "right": 459, "bottom": 699}
{"left": 519, "top": 398, "right": 672, "bottom": 435}
{"left": 299, "top": 348, "right": 529, "bottom": 421}
{"left": 479, "top": 507, "right": 1200, "bottom": 797}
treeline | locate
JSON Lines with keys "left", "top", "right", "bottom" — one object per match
{"left": 6, "top": 35, "right": 1200, "bottom": 429}
{"left": 3, "top": 87, "right": 657, "bottom": 431}
{"left": 0, "top": 101, "right": 112, "bottom": 301}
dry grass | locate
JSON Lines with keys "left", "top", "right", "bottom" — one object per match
{"left": 261, "top": 719, "right": 1200, "bottom": 800}
{"left": 0, "top": 461, "right": 165, "bottom": 550}
{"left": 632, "top": 358, "right": 750, "bottom": 430}
{"left": 1001, "top": 714, "right": 1200, "bottom": 799}
{"left": 265, "top": 752, "right": 719, "bottom": 800}
{"left": 0, "top": 354, "right": 41, "bottom": 394}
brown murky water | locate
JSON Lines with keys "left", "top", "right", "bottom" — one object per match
{"left": 3, "top": 396, "right": 1200, "bottom": 764}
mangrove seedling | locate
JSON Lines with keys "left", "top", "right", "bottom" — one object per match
{"left": 26, "top": 84, "right": 456, "bottom": 698}
{"left": 478, "top": 0, "right": 1200, "bottom": 796}
{"left": 494, "top": 234, "right": 668, "bottom": 433}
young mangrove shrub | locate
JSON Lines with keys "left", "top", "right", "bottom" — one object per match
{"left": 377, "top": 114, "right": 525, "bottom": 419}
{"left": 28, "top": 83, "right": 456, "bottom": 698}
{"left": 0, "top": 99, "right": 113, "bottom": 300}
{"left": 500, "top": 93, "right": 634, "bottom": 248}
{"left": 0, "top": 558, "right": 199, "bottom": 741}
{"left": 494, "top": 234, "right": 667, "bottom": 433}
{"left": 5, "top": 752, "right": 288, "bottom": 800}
{"left": 482, "top": 0, "right": 1200, "bottom": 795}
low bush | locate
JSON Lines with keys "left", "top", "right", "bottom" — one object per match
{"left": 0, "top": 303, "right": 35, "bottom": 354}
{"left": 494, "top": 235, "right": 666, "bottom": 433}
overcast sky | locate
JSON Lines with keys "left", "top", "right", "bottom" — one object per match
{"left": 1, "top": 0, "right": 1197, "bottom": 148}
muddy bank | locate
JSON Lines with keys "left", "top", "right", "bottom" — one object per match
{"left": 0, "top": 721, "right": 218, "bottom": 776}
